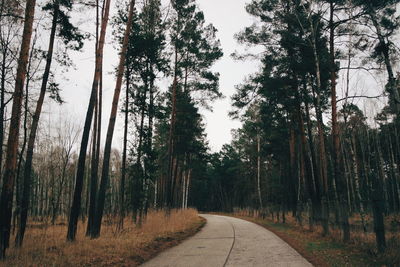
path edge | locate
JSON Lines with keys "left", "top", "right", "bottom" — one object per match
{"left": 218, "top": 214, "right": 327, "bottom": 267}
{"left": 136, "top": 216, "right": 207, "bottom": 266}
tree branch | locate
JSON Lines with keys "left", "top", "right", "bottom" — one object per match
{"left": 337, "top": 94, "right": 384, "bottom": 103}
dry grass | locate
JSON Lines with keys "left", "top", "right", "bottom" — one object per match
{"left": 1, "top": 209, "right": 204, "bottom": 267}
{"left": 229, "top": 209, "right": 400, "bottom": 267}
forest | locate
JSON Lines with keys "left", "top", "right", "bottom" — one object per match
{"left": 0, "top": 0, "right": 400, "bottom": 265}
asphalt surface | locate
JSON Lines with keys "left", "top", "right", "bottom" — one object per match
{"left": 141, "top": 214, "right": 313, "bottom": 267}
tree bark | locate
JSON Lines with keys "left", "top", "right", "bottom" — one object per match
{"left": 86, "top": 82, "right": 98, "bottom": 236}
{"left": 257, "top": 131, "right": 263, "bottom": 209}
{"left": 117, "top": 64, "right": 130, "bottom": 230}
{"left": 0, "top": 1, "right": 7, "bottom": 183}
{"left": 14, "top": 36, "right": 34, "bottom": 236}
{"left": 86, "top": 0, "right": 102, "bottom": 236}
{"left": 67, "top": 0, "right": 111, "bottom": 241}
{"left": 0, "top": 0, "right": 36, "bottom": 258}
{"left": 91, "top": 0, "right": 135, "bottom": 238}
{"left": 308, "top": 10, "right": 329, "bottom": 236}
{"left": 133, "top": 81, "right": 147, "bottom": 221}
{"left": 15, "top": 1, "right": 60, "bottom": 247}
{"left": 388, "top": 130, "right": 400, "bottom": 212}
{"left": 372, "top": 134, "right": 386, "bottom": 253}
{"left": 329, "top": 1, "right": 349, "bottom": 242}
{"left": 166, "top": 38, "right": 179, "bottom": 209}
{"left": 350, "top": 134, "right": 367, "bottom": 232}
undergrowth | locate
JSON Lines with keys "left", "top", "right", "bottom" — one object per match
{"left": 1, "top": 208, "right": 203, "bottom": 267}
{"left": 231, "top": 209, "right": 400, "bottom": 267}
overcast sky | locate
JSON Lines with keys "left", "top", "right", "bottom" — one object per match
{"left": 48, "top": 0, "right": 386, "bottom": 154}
{"left": 48, "top": 0, "right": 258, "bottom": 153}
{"left": 196, "top": 0, "right": 259, "bottom": 151}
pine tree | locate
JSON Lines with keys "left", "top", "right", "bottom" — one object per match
{"left": 164, "top": 0, "right": 222, "bottom": 208}
{"left": 67, "top": 0, "right": 112, "bottom": 242}
{"left": 91, "top": 0, "right": 136, "bottom": 238}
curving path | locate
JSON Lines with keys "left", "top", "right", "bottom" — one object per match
{"left": 141, "top": 214, "right": 313, "bottom": 267}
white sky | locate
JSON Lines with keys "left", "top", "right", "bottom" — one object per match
{"left": 48, "top": 0, "right": 258, "bottom": 153}
{"left": 196, "top": 0, "right": 259, "bottom": 151}
{"left": 46, "top": 0, "right": 386, "bottom": 154}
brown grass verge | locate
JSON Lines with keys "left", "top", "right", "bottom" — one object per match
{"left": 1, "top": 209, "right": 205, "bottom": 267}
{"left": 216, "top": 212, "right": 398, "bottom": 267}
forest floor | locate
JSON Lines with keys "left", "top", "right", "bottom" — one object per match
{"left": 221, "top": 212, "right": 400, "bottom": 267}
{"left": 0, "top": 209, "right": 205, "bottom": 267}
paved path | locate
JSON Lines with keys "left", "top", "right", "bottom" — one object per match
{"left": 141, "top": 214, "right": 313, "bottom": 267}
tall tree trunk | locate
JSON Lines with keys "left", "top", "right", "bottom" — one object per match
{"left": 91, "top": 0, "right": 135, "bottom": 238}
{"left": 304, "top": 92, "right": 321, "bottom": 202}
{"left": 14, "top": 37, "right": 35, "bottom": 235}
{"left": 166, "top": 42, "right": 179, "bottom": 209}
{"left": 181, "top": 167, "right": 186, "bottom": 209}
{"left": 297, "top": 85, "right": 319, "bottom": 226}
{"left": 167, "top": 83, "right": 177, "bottom": 209}
{"left": 308, "top": 14, "right": 329, "bottom": 236}
{"left": 289, "top": 124, "right": 298, "bottom": 215}
{"left": 375, "top": 133, "right": 389, "bottom": 212}
{"left": 350, "top": 134, "right": 367, "bottom": 232}
{"left": 185, "top": 169, "right": 191, "bottom": 209}
{"left": 67, "top": 0, "right": 111, "bottom": 241}
{"left": 144, "top": 63, "right": 155, "bottom": 212}
{"left": 0, "top": 0, "right": 36, "bottom": 258}
{"left": 15, "top": 1, "right": 60, "bottom": 247}
{"left": 86, "top": 0, "right": 102, "bottom": 236}
{"left": 86, "top": 85, "right": 98, "bottom": 236}
{"left": 0, "top": 26, "right": 7, "bottom": 182}
{"left": 372, "top": 133, "right": 386, "bottom": 253}
{"left": 118, "top": 66, "right": 130, "bottom": 230}
{"left": 133, "top": 83, "right": 147, "bottom": 221}
{"left": 388, "top": 129, "right": 400, "bottom": 211}
{"left": 297, "top": 104, "right": 315, "bottom": 222}
{"left": 329, "top": 1, "right": 349, "bottom": 242}
{"left": 257, "top": 131, "right": 263, "bottom": 209}
{"left": 147, "top": 69, "right": 155, "bottom": 207}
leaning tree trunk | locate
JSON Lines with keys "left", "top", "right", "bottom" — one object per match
{"left": 15, "top": 1, "right": 60, "bottom": 247}
{"left": 86, "top": 84, "right": 99, "bottom": 236}
{"left": 67, "top": 0, "right": 111, "bottom": 241}
{"left": 87, "top": 0, "right": 103, "bottom": 236}
{"left": 91, "top": 0, "right": 135, "bottom": 238}
{"left": 0, "top": 0, "right": 36, "bottom": 259}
